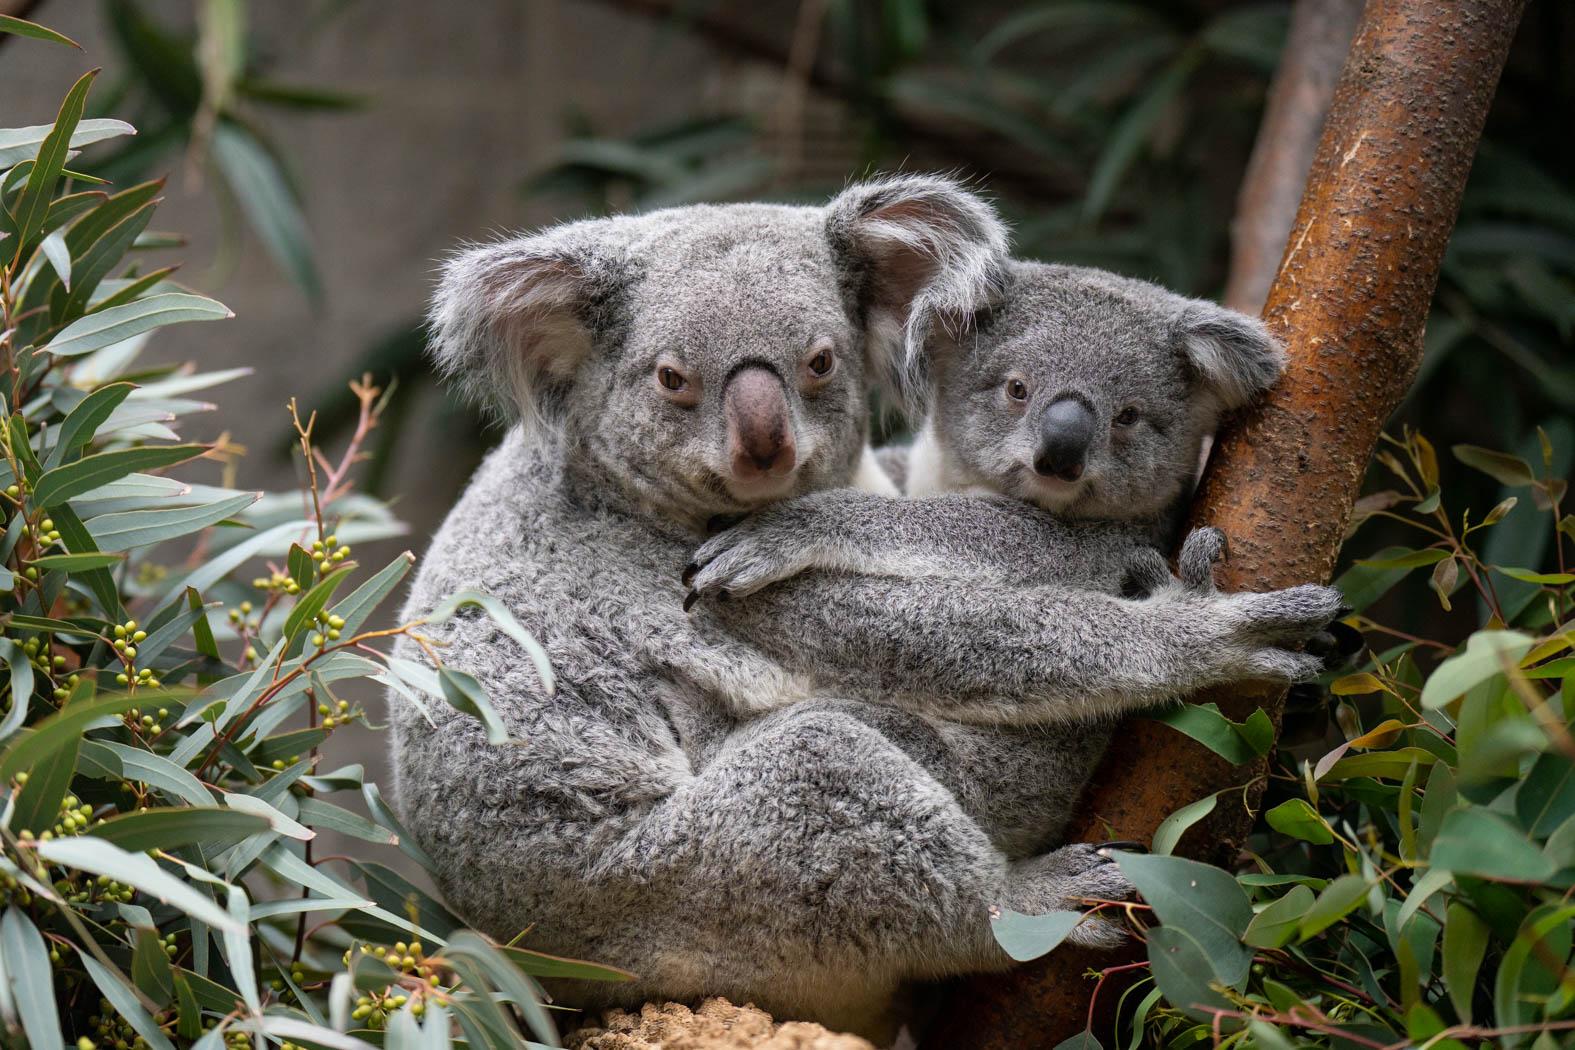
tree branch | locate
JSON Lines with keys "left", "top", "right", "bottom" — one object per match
{"left": 1222, "top": 0, "right": 1363, "bottom": 314}
{"left": 925, "top": 1, "right": 1528, "bottom": 1045}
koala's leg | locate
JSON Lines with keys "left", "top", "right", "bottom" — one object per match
{"left": 553, "top": 703, "right": 1117, "bottom": 1037}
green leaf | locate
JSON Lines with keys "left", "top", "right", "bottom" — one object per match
{"left": 1421, "top": 630, "right": 1536, "bottom": 709}
{"left": 1454, "top": 444, "right": 1537, "bottom": 486}
{"left": 79, "top": 740, "right": 212, "bottom": 806}
{"left": 989, "top": 907, "right": 1085, "bottom": 962}
{"left": 87, "top": 491, "right": 259, "bottom": 551}
{"left": 44, "top": 292, "right": 232, "bottom": 358}
{"left": 330, "top": 551, "right": 415, "bottom": 637}
{"left": 1151, "top": 703, "right": 1266, "bottom": 764}
{"left": 1265, "top": 798, "right": 1334, "bottom": 845}
{"left": 1297, "top": 874, "right": 1370, "bottom": 939}
{"left": 1146, "top": 924, "right": 1232, "bottom": 1021}
{"left": 0, "top": 692, "right": 145, "bottom": 783}
{"left": 32, "top": 443, "right": 206, "bottom": 508}
{"left": 1243, "top": 885, "right": 1314, "bottom": 949}
{"left": 1152, "top": 792, "right": 1218, "bottom": 856}
{"left": 282, "top": 563, "right": 355, "bottom": 648}
{"left": 0, "top": 639, "right": 36, "bottom": 742}
{"left": 425, "top": 589, "right": 554, "bottom": 695}
{"left": 130, "top": 924, "right": 175, "bottom": 1006}
{"left": 287, "top": 542, "right": 314, "bottom": 590}
{"left": 498, "top": 944, "right": 635, "bottom": 984}
{"left": 210, "top": 122, "right": 322, "bottom": 301}
{"left": 57, "top": 199, "right": 160, "bottom": 322}
{"left": 25, "top": 552, "right": 125, "bottom": 572}
{"left": 437, "top": 668, "right": 510, "bottom": 745}
{"left": 48, "top": 382, "right": 135, "bottom": 465}
{"left": 88, "top": 807, "right": 270, "bottom": 852}
{"left": 34, "top": 836, "right": 244, "bottom": 933}
{"left": 443, "top": 931, "right": 558, "bottom": 1046}
{"left": 1442, "top": 900, "right": 1488, "bottom": 1024}
{"left": 1495, "top": 566, "right": 1575, "bottom": 585}
{"left": 296, "top": 796, "right": 396, "bottom": 846}
{"left": 0, "top": 14, "right": 82, "bottom": 48}
{"left": 1494, "top": 904, "right": 1575, "bottom": 1035}
{"left": 1431, "top": 808, "right": 1556, "bottom": 882}
{"left": 12, "top": 69, "right": 96, "bottom": 245}
{"left": 1517, "top": 752, "right": 1575, "bottom": 837}
{"left": 9, "top": 729, "right": 79, "bottom": 838}
{"left": 0, "top": 119, "right": 135, "bottom": 170}
{"left": 1115, "top": 852, "right": 1252, "bottom": 984}
{"left": 0, "top": 908, "right": 64, "bottom": 1050}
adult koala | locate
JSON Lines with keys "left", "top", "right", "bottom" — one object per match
{"left": 392, "top": 179, "right": 1336, "bottom": 1037}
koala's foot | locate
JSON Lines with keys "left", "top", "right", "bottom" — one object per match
{"left": 1006, "top": 842, "right": 1138, "bottom": 949}
{"left": 1119, "top": 526, "right": 1228, "bottom": 600}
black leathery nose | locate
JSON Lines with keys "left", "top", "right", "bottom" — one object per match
{"left": 1033, "top": 397, "right": 1096, "bottom": 480}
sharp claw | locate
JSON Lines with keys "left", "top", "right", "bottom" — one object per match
{"left": 717, "top": 588, "right": 731, "bottom": 603}
{"left": 681, "top": 563, "right": 699, "bottom": 586}
{"left": 682, "top": 589, "right": 699, "bottom": 613}
{"left": 1329, "top": 620, "right": 1363, "bottom": 655}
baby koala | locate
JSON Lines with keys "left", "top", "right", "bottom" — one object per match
{"left": 683, "top": 260, "right": 1341, "bottom": 865}
{"left": 686, "top": 259, "right": 1286, "bottom": 609}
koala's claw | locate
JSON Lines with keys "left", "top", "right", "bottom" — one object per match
{"left": 682, "top": 589, "right": 700, "bottom": 613}
{"left": 681, "top": 562, "right": 700, "bottom": 587}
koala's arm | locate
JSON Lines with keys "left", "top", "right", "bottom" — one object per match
{"left": 695, "top": 528, "right": 1344, "bottom": 726}
{"left": 686, "top": 488, "right": 1149, "bottom": 600}
{"left": 705, "top": 575, "right": 1341, "bottom": 724}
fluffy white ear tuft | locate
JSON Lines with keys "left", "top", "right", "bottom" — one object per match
{"left": 427, "top": 236, "right": 607, "bottom": 437}
{"left": 1174, "top": 303, "right": 1286, "bottom": 412}
{"left": 826, "top": 174, "right": 1010, "bottom": 414}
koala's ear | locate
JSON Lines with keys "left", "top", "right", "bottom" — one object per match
{"left": 427, "top": 235, "right": 612, "bottom": 432}
{"left": 825, "top": 174, "right": 1009, "bottom": 410}
{"left": 1174, "top": 304, "right": 1286, "bottom": 411}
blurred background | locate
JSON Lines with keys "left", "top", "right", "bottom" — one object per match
{"left": 4, "top": 0, "right": 1572, "bottom": 783}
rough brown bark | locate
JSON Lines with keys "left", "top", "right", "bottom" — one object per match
{"left": 1222, "top": 0, "right": 1364, "bottom": 315}
{"left": 924, "top": 1, "right": 1527, "bottom": 1046}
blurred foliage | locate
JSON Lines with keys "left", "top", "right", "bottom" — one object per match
{"left": 82, "top": 0, "right": 365, "bottom": 305}
{"left": 997, "top": 429, "right": 1575, "bottom": 1047}
{"left": 304, "top": 1, "right": 1574, "bottom": 590}
{"left": 0, "top": 19, "right": 612, "bottom": 1048}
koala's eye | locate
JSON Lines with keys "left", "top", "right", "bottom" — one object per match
{"left": 1114, "top": 406, "right": 1140, "bottom": 427}
{"left": 801, "top": 337, "right": 837, "bottom": 386}
{"left": 657, "top": 367, "right": 688, "bottom": 392}
{"left": 1006, "top": 379, "right": 1029, "bottom": 402}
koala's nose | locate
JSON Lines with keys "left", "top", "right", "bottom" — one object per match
{"left": 724, "top": 367, "right": 797, "bottom": 481}
{"left": 1033, "top": 397, "right": 1095, "bottom": 481}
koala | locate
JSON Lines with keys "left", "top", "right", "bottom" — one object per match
{"left": 392, "top": 179, "right": 1341, "bottom": 1039}
{"left": 681, "top": 261, "right": 1342, "bottom": 857}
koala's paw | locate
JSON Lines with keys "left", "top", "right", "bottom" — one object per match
{"left": 1119, "top": 548, "right": 1172, "bottom": 599}
{"left": 1178, "top": 526, "right": 1227, "bottom": 592}
{"left": 1006, "top": 842, "right": 1138, "bottom": 949}
{"left": 1219, "top": 584, "right": 1350, "bottom": 683}
{"left": 684, "top": 519, "right": 819, "bottom": 607}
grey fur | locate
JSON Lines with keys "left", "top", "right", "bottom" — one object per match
{"left": 683, "top": 262, "right": 1337, "bottom": 878}
{"left": 394, "top": 178, "right": 1155, "bottom": 1039}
